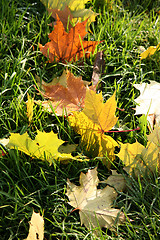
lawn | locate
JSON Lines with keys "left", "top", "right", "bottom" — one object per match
{"left": 0, "top": 0, "right": 160, "bottom": 239}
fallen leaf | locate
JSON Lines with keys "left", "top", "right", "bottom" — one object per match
{"left": 4, "top": 131, "right": 76, "bottom": 164}
{"left": 40, "top": 0, "right": 97, "bottom": 27}
{"left": 117, "top": 140, "right": 160, "bottom": 176}
{"left": 147, "top": 125, "right": 160, "bottom": 146}
{"left": 101, "top": 170, "right": 126, "bottom": 192}
{"left": 0, "top": 138, "right": 9, "bottom": 146}
{"left": 69, "top": 90, "right": 118, "bottom": 165}
{"left": 36, "top": 69, "right": 68, "bottom": 88}
{"left": 134, "top": 80, "right": 160, "bottom": 129}
{"left": 140, "top": 43, "right": 160, "bottom": 60}
{"left": 26, "top": 93, "right": 34, "bottom": 123}
{"left": 39, "top": 16, "right": 101, "bottom": 63}
{"left": 48, "top": 6, "right": 74, "bottom": 30}
{"left": 36, "top": 70, "right": 94, "bottom": 115}
{"left": 26, "top": 211, "right": 44, "bottom": 240}
{"left": 91, "top": 51, "right": 105, "bottom": 88}
{"left": 66, "top": 167, "right": 125, "bottom": 232}
{"left": 82, "top": 89, "right": 118, "bottom": 133}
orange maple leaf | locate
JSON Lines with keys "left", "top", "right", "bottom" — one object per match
{"left": 39, "top": 15, "right": 101, "bottom": 63}
{"left": 36, "top": 70, "right": 94, "bottom": 115}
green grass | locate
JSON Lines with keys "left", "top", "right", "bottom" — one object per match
{"left": 0, "top": 0, "right": 160, "bottom": 239}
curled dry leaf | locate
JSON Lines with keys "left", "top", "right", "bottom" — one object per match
{"left": 91, "top": 51, "right": 105, "bottom": 88}
{"left": 39, "top": 16, "right": 101, "bottom": 63}
{"left": 66, "top": 167, "right": 125, "bottom": 232}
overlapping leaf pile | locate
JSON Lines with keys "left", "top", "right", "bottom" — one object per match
{"left": 1, "top": 0, "right": 160, "bottom": 238}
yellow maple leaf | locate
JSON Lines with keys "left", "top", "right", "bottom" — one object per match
{"left": 117, "top": 140, "right": 160, "bottom": 176}
{"left": 140, "top": 43, "right": 160, "bottom": 60}
{"left": 66, "top": 167, "right": 125, "bottom": 232}
{"left": 82, "top": 89, "right": 118, "bottom": 132}
{"left": 5, "top": 131, "right": 76, "bottom": 164}
{"left": 69, "top": 90, "right": 118, "bottom": 165}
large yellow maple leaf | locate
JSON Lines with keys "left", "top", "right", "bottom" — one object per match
{"left": 117, "top": 140, "right": 160, "bottom": 176}
{"left": 66, "top": 167, "right": 125, "bottom": 231}
{"left": 69, "top": 90, "right": 118, "bottom": 165}
{"left": 5, "top": 131, "right": 76, "bottom": 164}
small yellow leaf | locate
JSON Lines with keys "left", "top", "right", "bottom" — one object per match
{"left": 26, "top": 211, "right": 44, "bottom": 240}
{"left": 26, "top": 94, "right": 34, "bottom": 123}
{"left": 140, "top": 43, "right": 160, "bottom": 60}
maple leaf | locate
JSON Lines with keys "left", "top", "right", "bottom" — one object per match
{"left": 134, "top": 80, "right": 160, "bottom": 129}
{"left": 147, "top": 125, "right": 160, "bottom": 146}
{"left": 26, "top": 211, "right": 44, "bottom": 240}
{"left": 47, "top": 6, "right": 74, "bottom": 31}
{"left": 66, "top": 167, "right": 125, "bottom": 232}
{"left": 69, "top": 90, "right": 118, "bottom": 165}
{"left": 40, "top": 0, "right": 97, "bottom": 28}
{"left": 82, "top": 90, "right": 118, "bottom": 132}
{"left": 140, "top": 43, "right": 160, "bottom": 60}
{"left": 39, "top": 16, "right": 101, "bottom": 63}
{"left": 101, "top": 170, "right": 126, "bottom": 192}
{"left": 3, "top": 131, "right": 76, "bottom": 164}
{"left": 35, "top": 70, "right": 95, "bottom": 115}
{"left": 117, "top": 140, "right": 160, "bottom": 176}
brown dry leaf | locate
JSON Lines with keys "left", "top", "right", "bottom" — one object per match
{"left": 36, "top": 70, "right": 93, "bottom": 115}
{"left": 91, "top": 51, "right": 105, "bottom": 88}
{"left": 66, "top": 167, "right": 125, "bottom": 232}
{"left": 25, "top": 211, "right": 44, "bottom": 240}
{"left": 39, "top": 15, "right": 101, "bottom": 63}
